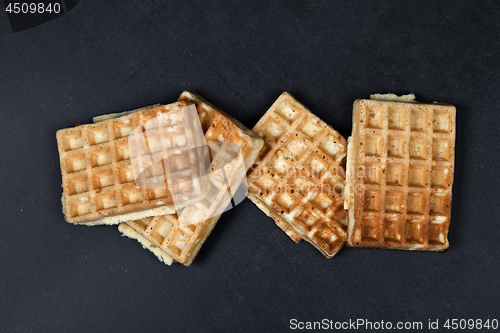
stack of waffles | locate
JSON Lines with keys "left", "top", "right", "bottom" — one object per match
{"left": 118, "top": 92, "right": 264, "bottom": 266}
{"left": 56, "top": 92, "right": 264, "bottom": 265}
{"left": 56, "top": 91, "right": 456, "bottom": 266}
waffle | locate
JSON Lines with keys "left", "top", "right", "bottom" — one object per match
{"left": 246, "top": 92, "right": 348, "bottom": 258}
{"left": 119, "top": 91, "right": 264, "bottom": 265}
{"left": 344, "top": 97, "right": 456, "bottom": 251}
{"left": 57, "top": 101, "right": 207, "bottom": 225}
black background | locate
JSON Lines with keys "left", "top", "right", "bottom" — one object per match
{"left": 1, "top": 1, "right": 499, "bottom": 332}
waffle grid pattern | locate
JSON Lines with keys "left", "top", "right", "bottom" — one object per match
{"left": 247, "top": 92, "right": 348, "bottom": 258}
{"left": 121, "top": 92, "right": 264, "bottom": 265}
{"left": 347, "top": 99, "right": 455, "bottom": 250}
{"left": 57, "top": 102, "right": 200, "bottom": 224}
{"left": 125, "top": 144, "right": 242, "bottom": 265}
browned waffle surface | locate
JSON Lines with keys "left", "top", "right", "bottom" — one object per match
{"left": 247, "top": 92, "right": 348, "bottom": 258}
{"left": 345, "top": 98, "right": 456, "bottom": 251}
{"left": 57, "top": 101, "right": 202, "bottom": 225}
{"left": 178, "top": 91, "right": 264, "bottom": 171}
{"left": 120, "top": 92, "right": 264, "bottom": 265}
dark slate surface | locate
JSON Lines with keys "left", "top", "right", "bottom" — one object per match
{"left": 0, "top": 1, "right": 499, "bottom": 332}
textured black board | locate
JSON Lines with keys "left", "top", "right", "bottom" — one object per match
{"left": 0, "top": 1, "right": 499, "bottom": 332}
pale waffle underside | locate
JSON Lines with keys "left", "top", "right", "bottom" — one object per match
{"left": 119, "top": 92, "right": 264, "bottom": 265}
{"left": 118, "top": 223, "right": 175, "bottom": 265}
{"left": 247, "top": 92, "right": 348, "bottom": 258}
{"left": 57, "top": 101, "right": 205, "bottom": 225}
{"left": 121, "top": 170, "right": 243, "bottom": 266}
{"left": 345, "top": 99, "right": 456, "bottom": 251}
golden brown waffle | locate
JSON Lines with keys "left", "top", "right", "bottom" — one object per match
{"left": 119, "top": 92, "right": 264, "bottom": 265}
{"left": 57, "top": 101, "right": 205, "bottom": 225}
{"left": 344, "top": 97, "right": 456, "bottom": 251}
{"left": 246, "top": 92, "right": 348, "bottom": 258}
{"left": 120, "top": 150, "right": 244, "bottom": 266}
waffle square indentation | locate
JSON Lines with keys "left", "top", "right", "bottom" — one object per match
{"left": 149, "top": 216, "right": 174, "bottom": 243}
{"left": 262, "top": 118, "right": 284, "bottom": 141}
{"left": 428, "top": 215, "right": 448, "bottom": 245}
{"left": 269, "top": 153, "right": 293, "bottom": 176}
{"left": 138, "top": 113, "right": 159, "bottom": 130}
{"left": 383, "top": 214, "right": 404, "bottom": 242}
{"left": 113, "top": 119, "right": 134, "bottom": 139}
{"left": 323, "top": 174, "right": 344, "bottom": 196}
{"left": 408, "top": 164, "right": 427, "bottom": 188}
{"left": 306, "top": 154, "right": 329, "bottom": 178}
{"left": 67, "top": 195, "right": 92, "bottom": 217}
{"left": 432, "top": 139, "right": 451, "bottom": 161}
{"left": 95, "top": 190, "right": 117, "bottom": 211}
{"left": 387, "top": 135, "right": 405, "bottom": 158}
{"left": 431, "top": 167, "right": 450, "bottom": 189}
{"left": 320, "top": 135, "right": 345, "bottom": 161}
{"left": 312, "top": 192, "right": 334, "bottom": 213}
{"left": 296, "top": 209, "right": 319, "bottom": 231}
{"left": 364, "top": 162, "right": 383, "bottom": 185}
{"left": 91, "top": 168, "right": 114, "bottom": 190}
{"left": 316, "top": 227, "right": 338, "bottom": 249}
{"left": 60, "top": 131, "right": 84, "bottom": 151}
{"left": 166, "top": 152, "right": 192, "bottom": 173}
{"left": 115, "top": 141, "right": 130, "bottom": 162}
{"left": 65, "top": 152, "right": 86, "bottom": 173}
{"left": 166, "top": 228, "right": 190, "bottom": 256}
{"left": 276, "top": 102, "right": 299, "bottom": 124}
{"left": 88, "top": 125, "right": 109, "bottom": 146}
{"left": 406, "top": 217, "right": 425, "bottom": 244}
{"left": 131, "top": 217, "right": 153, "bottom": 231}
{"left": 89, "top": 146, "right": 112, "bottom": 168}
{"left": 386, "top": 163, "right": 404, "bottom": 186}
{"left": 144, "top": 132, "right": 162, "bottom": 154}
{"left": 275, "top": 193, "right": 296, "bottom": 214}
{"left": 300, "top": 117, "right": 323, "bottom": 140}
{"left": 120, "top": 186, "right": 143, "bottom": 205}
{"left": 292, "top": 177, "right": 314, "bottom": 197}
{"left": 142, "top": 161, "right": 164, "bottom": 179}
{"left": 433, "top": 112, "right": 451, "bottom": 133}
{"left": 365, "top": 105, "right": 384, "bottom": 129}
{"left": 364, "top": 190, "right": 382, "bottom": 212}
{"left": 252, "top": 174, "right": 276, "bottom": 196}
{"left": 388, "top": 106, "right": 406, "bottom": 130}
{"left": 146, "top": 188, "right": 169, "bottom": 200}
{"left": 410, "top": 137, "right": 428, "bottom": 160}
{"left": 361, "top": 215, "right": 380, "bottom": 241}
{"left": 117, "top": 164, "right": 135, "bottom": 184}
{"left": 365, "top": 134, "right": 384, "bottom": 157}
{"left": 164, "top": 131, "right": 189, "bottom": 150}
{"left": 430, "top": 192, "right": 449, "bottom": 215}
{"left": 385, "top": 191, "right": 404, "bottom": 213}
{"left": 286, "top": 138, "right": 307, "bottom": 158}
{"left": 407, "top": 192, "right": 427, "bottom": 215}
{"left": 410, "top": 110, "right": 429, "bottom": 132}
{"left": 67, "top": 174, "right": 89, "bottom": 195}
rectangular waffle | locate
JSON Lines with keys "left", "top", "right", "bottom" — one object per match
{"left": 344, "top": 97, "right": 456, "bottom": 251}
{"left": 57, "top": 101, "right": 206, "bottom": 225}
{"left": 246, "top": 92, "right": 348, "bottom": 258}
{"left": 118, "top": 92, "right": 264, "bottom": 265}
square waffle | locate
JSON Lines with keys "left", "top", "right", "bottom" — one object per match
{"left": 118, "top": 92, "right": 264, "bottom": 265}
{"left": 344, "top": 97, "right": 456, "bottom": 251}
{"left": 246, "top": 92, "right": 348, "bottom": 258}
{"left": 57, "top": 101, "right": 206, "bottom": 225}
